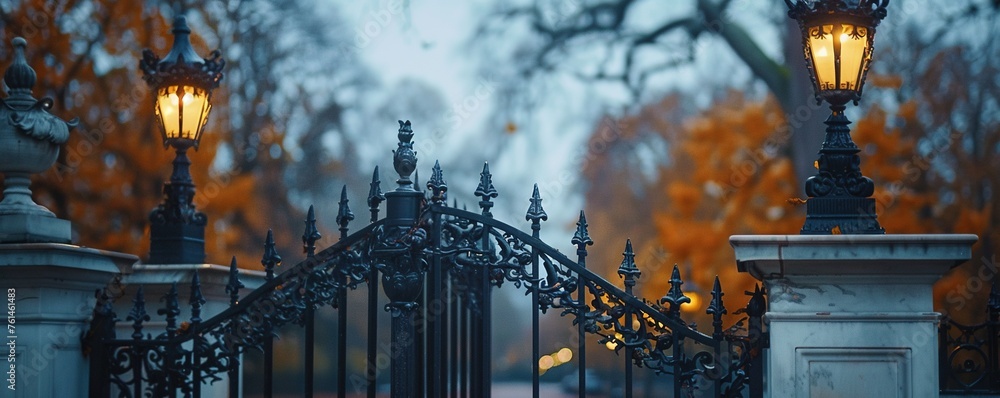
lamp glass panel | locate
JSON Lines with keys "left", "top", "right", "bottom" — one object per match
{"left": 155, "top": 86, "right": 181, "bottom": 140}
{"left": 179, "top": 86, "right": 210, "bottom": 142}
{"left": 807, "top": 24, "right": 836, "bottom": 91}
{"left": 837, "top": 24, "right": 869, "bottom": 92}
{"left": 155, "top": 85, "right": 211, "bottom": 145}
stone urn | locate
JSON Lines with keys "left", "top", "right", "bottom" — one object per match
{"left": 0, "top": 37, "right": 76, "bottom": 242}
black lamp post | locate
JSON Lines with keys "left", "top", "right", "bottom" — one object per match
{"left": 785, "top": 0, "right": 888, "bottom": 234}
{"left": 140, "top": 16, "right": 224, "bottom": 263}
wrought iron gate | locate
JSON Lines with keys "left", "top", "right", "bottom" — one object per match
{"left": 85, "top": 120, "right": 768, "bottom": 398}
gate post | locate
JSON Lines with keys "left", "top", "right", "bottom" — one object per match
{"left": 377, "top": 120, "right": 426, "bottom": 398}
{"left": 731, "top": 234, "right": 976, "bottom": 397}
{"left": 0, "top": 244, "right": 137, "bottom": 397}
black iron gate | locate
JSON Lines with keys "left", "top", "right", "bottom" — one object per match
{"left": 85, "top": 120, "right": 768, "bottom": 398}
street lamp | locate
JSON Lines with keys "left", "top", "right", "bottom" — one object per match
{"left": 139, "top": 15, "right": 224, "bottom": 263}
{"left": 785, "top": 0, "right": 888, "bottom": 234}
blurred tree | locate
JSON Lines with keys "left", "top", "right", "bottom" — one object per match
{"left": 477, "top": 0, "right": 999, "bottom": 192}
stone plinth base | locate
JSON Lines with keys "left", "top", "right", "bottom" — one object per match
{"left": 0, "top": 243, "right": 136, "bottom": 397}
{"left": 731, "top": 234, "right": 977, "bottom": 398}
{"left": 0, "top": 214, "right": 70, "bottom": 243}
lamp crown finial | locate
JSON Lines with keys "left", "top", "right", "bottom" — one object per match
{"left": 786, "top": 0, "right": 890, "bottom": 25}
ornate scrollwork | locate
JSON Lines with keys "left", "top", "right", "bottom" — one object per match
{"left": 91, "top": 123, "right": 772, "bottom": 398}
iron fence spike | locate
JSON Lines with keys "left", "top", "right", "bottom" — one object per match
{"left": 368, "top": 166, "right": 385, "bottom": 222}
{"left": 707, "top": 276, "right": 726, "bottom": 315}
{"left": 708, "top": 276, "right": 727, "bottom": 339}
{"left": 190, "top": 271, "right": 206, "bottom": 324}
{"left": 660, "top": 265, "right": 691, "bottom": 315}
{"left": 303, "top": 205, "right": 321, "bottom": 256}
{"left": 428, "top": 160, "right": 448, "bottom": 203}
{"left": 571, "top": 210, "right": 594, "bottom": 247}
{"left": 225, "top": 256, "right": 243, "bottom": 306}
{"left": 617, "top": 239, "right": 641, "bottom": 285}
{"left": 336, "top": 185, "right": 355, "bottom": 239}
{"left": 475, "top": 162, "right": 499, "bottom": 216}
{"left": 525, "top": 183, "right": 548, "bottom": 223}
{"left": 262, "top": 229, "right": 281, "bottom": 280}
{"left": 127, "top": 286, "right": 150, "bottom": 340}
{"left": 159, "top": 282, "right": 180, "bottom": 336}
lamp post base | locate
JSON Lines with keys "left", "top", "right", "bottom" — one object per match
{"left": 801, "top": 197, "right": 884, "bottom": 235}
{"left": 148, "top": 223, "right": 206, "bottom": 264}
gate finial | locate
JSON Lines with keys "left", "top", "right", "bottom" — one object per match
{"left": 475, "top": 162, "right": 498, "bottom": 216}
{"left": 707, "top": 276, "right": 727, "bottom": 339}
{"left": 336, "top": 185, "right": 355, "bottom": 240}
{"left": 160, "top": 283, "right": 181, "bottom": 336}
{"left": 525, "top": 184, "right": 548, "bottom": 223}
{"left": 428, "top": 160, "right": 448, "bottom": 204}
{"left": 571, "top": 211, "right": 593, "bottom": 248}
{"left": 303, "top": 205, "right": 321, "bottom": 257}
{"left": 618, "top": 239, "right": 641, "bottom": 292}
{"left": 127, "top": 286, "right": 150, "bottom": 340}
{"left": 368, "top": 166, "right": 385, "bottom": 222}
{"left": 262, "top": 229, "right": 281, "bottom": 280}
{"left": 660, "top": 265, "right": 691, "bottom": 316}
{"left": 190, "top": 271, "right": 206, "bottom": 324}
{"left": 225, "top": 256, "right": 243, "bottom": 306}
{"left": 392, "top": 120, "right": 417, "bottom": 191}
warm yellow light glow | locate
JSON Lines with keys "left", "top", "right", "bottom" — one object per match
{"left": 556, "top": 348, "right": 573, "bottom": 363}
{"left": 605, "top": 333, "right": 624, "bottom": 350}
{"left": 807, "top": 24, "right": 836, "bottom": 91}
{"left": 682, "top": 292, "right": 702, "bottom": 313}
{"left": 805, "top": 22, "right": 871, "bottom": 95}
{"left": 838, "top": 24, "right": 868, "bottom": 91}
{"left": 538, "top": 355, "right": 555, "bottom": 370}
{"left": 155, "top": 84, "right": 212, "bottom": 146}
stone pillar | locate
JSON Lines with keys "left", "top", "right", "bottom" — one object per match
{"left": 731, "top": 234, "right": 976, "bottom": 398}
{"left": 0, "top": 243, "right": 137, "bottom": 397}
{"left": 111, "top": 263, "right": 265, "bottom": 398}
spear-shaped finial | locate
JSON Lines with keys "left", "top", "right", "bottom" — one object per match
{"left": 707, "top": 276, "right": 727, "bottom": 339}
{"left": 428, "top": 160, "right": 448, "bottom": 204}
{"left": 660, "top": 265, "right": 691, "bottom": 316}
{"left": 367, "top": 166, "right": 385, "bottom": 222}
{"left": 336, "top": 185, "right": 355, "bottom": 240}
{"left": 617, "top": 239, "right": 641, "bottom": 293}
{"left": 159, "top": 283, "right": 181, "bottom": 336}
{"left": 189, "top": 271, "right": 206, "bottom": 324}
{"left": 571, "top": 210, "right": 594, "bottom": 248}
{"left": 303, "top": 205, "right": 321, "bottom": 257}
{"left": 525, "top": 184, "right": 548, "bottom": 225}
{"left": 127, "top": 286, "right": 150, "bottom": 340}
{"left": 225, "top": 256, "right": 244, "bottom": 306}
{"left": 262, "top": 229, "right": 281, "bottom": 280}
{"left": 475, "top": 162, "right": 498, "bottom": 216}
